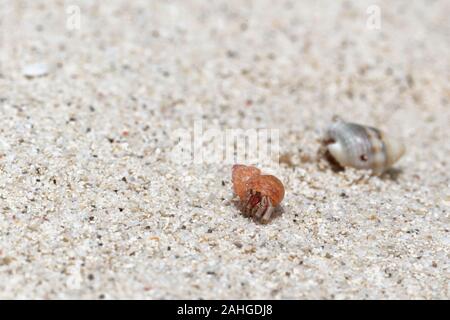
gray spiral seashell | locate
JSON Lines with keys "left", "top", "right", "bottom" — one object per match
{"left": 324, "top": 118, "right": 405, "bottom": 175}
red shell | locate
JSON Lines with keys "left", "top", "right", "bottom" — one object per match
{"left": 232, "top": 164, "right": 284, "bottom": 206}
{"left": 246, "top": 175, "right": 285, "bottom": 206}
{"left": 232, "top": 164, "right": 261, "bottom": 200}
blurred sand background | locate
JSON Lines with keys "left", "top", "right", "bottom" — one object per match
{"left": 0, "top": 0, "right": 449, "bottom": 299}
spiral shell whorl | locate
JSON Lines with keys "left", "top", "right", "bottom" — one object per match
{"left": 325, "top": 120, "right": 405, "bottom": 175}
{"left": 232, "top": 164, "right": 261, "bottom": 200}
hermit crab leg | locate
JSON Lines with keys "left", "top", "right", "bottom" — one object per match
{"left": 260, "top": 199, "right": 274, "bottom": 223}
{"left": 244, "top": 191, "right": 260, "bottom": 215}
{"left": 254, "top": 196, "right": 268, "bottom": 219}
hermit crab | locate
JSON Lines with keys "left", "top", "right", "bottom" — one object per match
{"left": 322, "top": 117, "right": 405, "bottom": 175}
{"left": 232, "top": 164, "right": 285, "bottom": 223}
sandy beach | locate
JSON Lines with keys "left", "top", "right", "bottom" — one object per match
{"left": 0, "top": 0, "right": 449, "bottom": 299}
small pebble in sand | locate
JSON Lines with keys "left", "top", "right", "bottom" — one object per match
{"left": 322, "top": 117, "right": 405, "bottom": 175}
{"left": 232, "top": 164, "right": 285, "bottom": 223}
{"left": 22, "top": 62, "right": 49, "bottom": 78}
